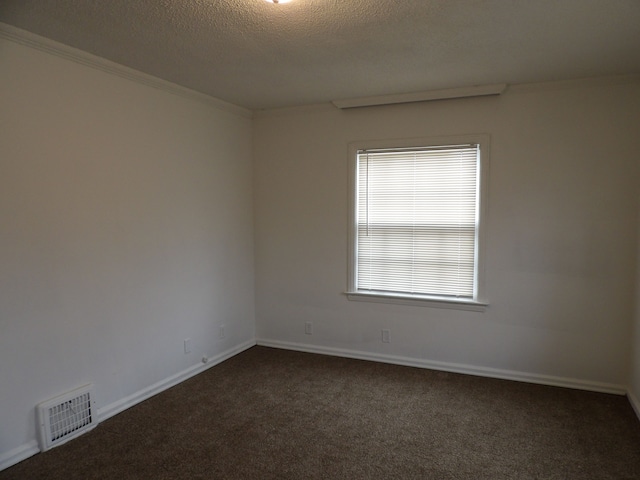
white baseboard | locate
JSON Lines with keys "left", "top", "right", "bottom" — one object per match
{"left": 628, "top": 391, "right": 640, "bottom": 422}
{"left": 256, "top": 338, "right": 627, "bottom": 395}
{"left": 0, "top": 441, "right": 39, "bottom": 472}
{"left": 0, "top": 340, "right": 256, "bottom": 473}
{"left": 2, "top": 338, "right": 631, "bottom": 473}
{"left": 98, "top": 339, "right": 256, "bottom": 422}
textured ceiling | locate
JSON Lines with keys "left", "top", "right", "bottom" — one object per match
{"left": 1, "top": 0, "right": 639, "bottom": 110}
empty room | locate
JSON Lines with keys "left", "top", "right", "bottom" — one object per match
{"left": 1, "top": 1, "right": 640, "bottom": 478}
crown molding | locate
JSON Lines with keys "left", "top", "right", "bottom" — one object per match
{"left": 253, "top": 102, "right": 336, "bottom": 118}
{"left": 0, "top": 22, "right": 252, "bottom": 119}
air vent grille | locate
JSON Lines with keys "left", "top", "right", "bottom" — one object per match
{"left": 37, "top": 384, "right": 97, "bottom": 451}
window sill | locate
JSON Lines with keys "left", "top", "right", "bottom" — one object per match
{"left": 345, "top": 291, "right": 488, "bottom": 312}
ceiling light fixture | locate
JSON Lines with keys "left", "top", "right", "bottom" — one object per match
{"left": 265, "top": 0, "right": 292, "bottom": 4}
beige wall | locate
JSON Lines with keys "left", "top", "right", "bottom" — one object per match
{"left": 0, "top": 36, "right": 255, "bottom": 460}
{"left": 631, "top": 196, "right": 640, "bottom": 411}
{"left": 253, "top": 79, "right": 640, "bottom": 389}
{"left": 2, "top": 25, "right": 640, "bottom": 471}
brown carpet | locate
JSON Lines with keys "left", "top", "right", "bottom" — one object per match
{"left": 2, "top": 346, "right": 640, "bottom": 479}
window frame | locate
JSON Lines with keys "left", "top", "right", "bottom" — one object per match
{"left": 346, "top": 134, "right": 490, "bottom": 311}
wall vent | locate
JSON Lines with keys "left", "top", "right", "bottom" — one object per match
{"left": 36, "top": 384, "right": 97, "bottom": 451}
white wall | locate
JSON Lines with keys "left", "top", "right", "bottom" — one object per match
{"left": 2, "top": 23, "right": 639, "bottom": 472}
{"left": 631, "top": 194, "right": 640, "bottom": 411}
{"left": 0, "top": 35, "right": 255, "bottom": 463}
{"left": 253, "top": 78, "right": 640, "bottom": 390}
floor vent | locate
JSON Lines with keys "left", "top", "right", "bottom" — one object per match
{"left": 37, "top": 384, "right": 97, "bottom": 451}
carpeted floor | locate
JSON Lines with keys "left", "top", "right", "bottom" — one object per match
{"left": 2, "top": 346, "right": 640, "bottom": 479}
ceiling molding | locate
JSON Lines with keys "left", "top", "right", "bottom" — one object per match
{"left": 253, "top": 102, "right": 336, "bottom": 119}
{"left": 0, "top": 22, "right": 252, "bottom": 119}
{"left": 332, "top": 84, "right": 508, "bottom": 109}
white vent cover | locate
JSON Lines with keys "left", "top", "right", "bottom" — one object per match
{"left": 37, "top": 384, "right": 97, "bottom": 451}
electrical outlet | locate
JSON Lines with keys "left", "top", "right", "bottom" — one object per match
{"left": 305, "top": 322, "right": 313, "bottom": 335}
{"left": 381, "top": 329, "right": 390, "bottom": 343}
{"left": 184, "top": 338, "right": 192, "bottom": 353}
{"left": 219, "top": 324, "right": 225, "bottom": 340}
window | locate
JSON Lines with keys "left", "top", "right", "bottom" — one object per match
{"left": 347, "top": 135, "right": 489, "bottom": 310}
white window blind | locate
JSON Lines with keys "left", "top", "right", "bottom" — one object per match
{"left": 355, "top": 144, "right": 480, "bottom": 299}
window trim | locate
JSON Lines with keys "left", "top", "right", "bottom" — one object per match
{"left": 346, "top": 134, "right": 490, "bottom": 310}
